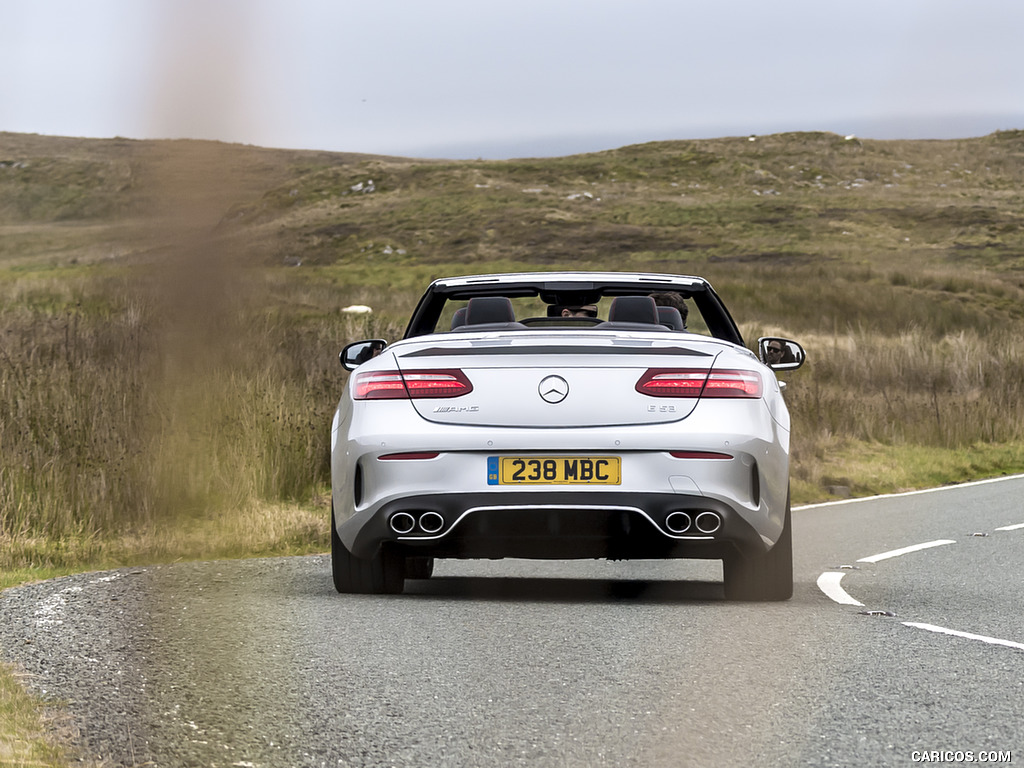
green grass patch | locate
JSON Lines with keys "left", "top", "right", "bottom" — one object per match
{"left": 791, "top": 439, "right": 1024, "bottom": 503}
{"left": 0, "top": 663, "right": 67, "bottom": 768}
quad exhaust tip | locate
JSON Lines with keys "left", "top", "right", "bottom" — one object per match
{"left": 665, "top": 511, "right": 692, "bottom": 534}
{"left": 389, "top": 511, "right": 447, "bottom": 535}
{"left": 389, "top": 512, "right": 416, "bottom": 535}
{"left": 418, "top": 511, "right": 445, "bottom": 534}
{"left": 665, "top": 510, "right": 722, "bottom": 535}
{"left": 694, "top": 511, "right": 722, "bottom": 534}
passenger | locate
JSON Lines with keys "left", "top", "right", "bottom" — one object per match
{"left": 650, "top": 292, "right": 688, "bottom": 330}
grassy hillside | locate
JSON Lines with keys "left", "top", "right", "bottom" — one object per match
{"left": 2, "top": 129, "right": 1024, "bottom": 574}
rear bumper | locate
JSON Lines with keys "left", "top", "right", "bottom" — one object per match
{"left": 340, "top": 491, "right": 772, "bottom": 561}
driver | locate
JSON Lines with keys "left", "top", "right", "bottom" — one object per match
{"left": 560, "top": 304, "right": 598, "bottom": 318}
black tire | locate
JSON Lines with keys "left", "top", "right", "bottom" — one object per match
{"left": 723, "top": 499, "right": 793, "bottom": 601}
{"left": 405, "top": 556, "right": 435, "bottom": 580}
{"left": 331, "top": 506, "right": 405, "bottom": 594}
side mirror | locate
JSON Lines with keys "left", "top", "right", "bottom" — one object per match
{"left": 758, "top": 337, "right": 806, "bottom": 371}
{"left": 340, "top": 339, "right": 388, "bottom": 371}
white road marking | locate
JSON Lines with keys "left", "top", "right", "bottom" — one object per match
{"left": 903, "top": 622, "right": 1024, "bottom": 652}
{"left": 818, "top": 539, "right": 956, "bottom": 605}
{"left": 816, "top": 572, "right": 864, "bottom": 606}
{"left": 856, "top": 539, "right": 956, "bottom": 564}
{"left": 804, "top": 481, "right": 1024, "bottom": 646}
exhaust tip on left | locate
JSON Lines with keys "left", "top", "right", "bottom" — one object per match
{"left": 418, "top": 511, "right": 445, "bottom": 534}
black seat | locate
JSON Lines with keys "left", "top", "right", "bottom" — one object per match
{"left": 657, "top": 306, "right": 686, "bottom": 330}
{"left": 608, "top": 296, "right": 659, "bottom": 324}
{"left": 451, "top": 297, "right": 527, "bottom": 332}
{"left": 466, "top": 297, "right": 516, "bottom": 324}
{"left": 593, "top": 296, "right": 662, "bottom": 331}
{"left": 450, "top": 306, "right": 467, "bottom": 330}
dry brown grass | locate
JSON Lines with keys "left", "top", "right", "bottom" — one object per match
{"left": 3, "top": 130, "right": 1024, "bottom": 768}
{"left": 2, "top": 130, "right": 1024, "bottom": 566}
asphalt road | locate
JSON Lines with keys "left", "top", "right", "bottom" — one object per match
{"left": 2, "top": 476, "right": 1022, "bottom": 767}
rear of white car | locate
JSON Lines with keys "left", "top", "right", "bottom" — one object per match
{"left": 331, "top": 319, "right": 797, "bottom": 599}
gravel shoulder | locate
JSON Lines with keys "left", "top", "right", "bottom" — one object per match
{"left": 0, "top": 556, "right": 331, "bottom": 767}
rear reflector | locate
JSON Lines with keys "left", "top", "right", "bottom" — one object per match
{"left": 354, "top": 369, "right": 473, "bottom": 400}
{"left": 378, "top": 452, "right": 440, "bottom": 461}
{"left": 636, "top": 368, "right": 762, "bottom": 399}
{"left": 670, "top": 451, "right": 733, "bottom": 460}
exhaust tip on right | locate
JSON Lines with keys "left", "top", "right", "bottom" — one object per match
{"left": 694, "top": 511, "right": 722, "bottom": 534}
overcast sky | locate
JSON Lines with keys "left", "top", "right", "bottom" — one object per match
{"left": 3, "top": 0, "right": 1023, "bottom": 159}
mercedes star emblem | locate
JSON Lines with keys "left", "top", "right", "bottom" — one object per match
{"left": 538, "top": 375, "right": 569, "bottom": 404}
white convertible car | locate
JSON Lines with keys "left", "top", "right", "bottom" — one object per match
{"left": 330, "top": 272, "right": 805, "bottom": 599}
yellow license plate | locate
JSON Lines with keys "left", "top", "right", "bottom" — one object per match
{"left": 487, "top": 456, "right": 621, "bottom": 485}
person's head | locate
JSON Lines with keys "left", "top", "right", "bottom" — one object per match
{"left": 649, "top": 292, "right": 688, "bottom": 323}
{"left": 765, "top": 341, "right": 785, "bottom": 362}
{"left": 561, "top": 305, "right": 598, "bottom": 318}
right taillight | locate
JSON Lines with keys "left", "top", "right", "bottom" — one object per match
{"left": 635, "top": 368, "right": 762, "bottom": 399}
{"left": 353, "top": 369, "right": 473, "bottom": 400}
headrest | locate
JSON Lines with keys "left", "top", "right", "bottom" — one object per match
{"left": 450, "top": 306, "right": 468, "bottom": 330}
{"left": 465, "top": 297, "right": 516, "bottom": 325}
{"left": 607, "top": 296, "right": 659, "bottom": 325}
{"left": 657, "top": 306, "right": 685, "bottom": 330}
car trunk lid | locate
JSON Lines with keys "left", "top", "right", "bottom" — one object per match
{"left": 394, "top": 333, "right": 726, "bottom": 427}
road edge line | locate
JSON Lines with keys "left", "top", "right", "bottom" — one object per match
{"left": 903, "top": 622, "right": 1024, "bottom": 652}
{"left": 794, "top": 473, "right": 1024, "bottom": 512}
{"left": 856, "top": 539, "right": 956, "bottom": 564}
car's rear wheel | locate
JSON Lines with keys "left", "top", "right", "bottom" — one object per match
{"left": 722, "top": 498, "right": 793, "bottom": 601}
{"left": 331, "top": 506, "right": 405, "bottom": 594}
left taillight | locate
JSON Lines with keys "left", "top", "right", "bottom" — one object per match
{"left": 635, "top": 368, "right": 762, "bottom": 399}
{"left": 353, "top": 369, "right": 473, "bottom": 400}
